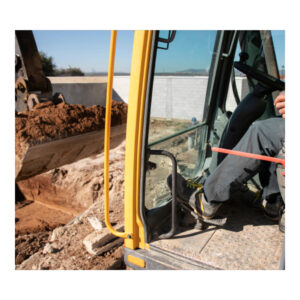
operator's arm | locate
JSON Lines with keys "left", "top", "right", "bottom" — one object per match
{"left": 274, "top": 92, "right": 285, "bottom": 118}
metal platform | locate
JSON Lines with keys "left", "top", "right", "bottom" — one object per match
{"left": 149, "top": 198, "right": 284, "bottom": 270}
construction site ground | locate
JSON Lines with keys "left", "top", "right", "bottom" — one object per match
{"left": 16, "top": 140, "right": 126, "bottom": 270}
{"left": 15, "top": 113, "right": 284, "bottom": 270}
{"left": 15, "top": 101, "right": 128, "bottom": 270}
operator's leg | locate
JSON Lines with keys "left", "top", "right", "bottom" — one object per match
{"left": 204, "top": 117, "right": 285, "bottom": 204}
{"left": 259, "top": 161, "right": 280, "bottom": 199}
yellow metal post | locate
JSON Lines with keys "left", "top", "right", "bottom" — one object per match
{"left": 124, "top": 31, "right": 153, "bottom": 249}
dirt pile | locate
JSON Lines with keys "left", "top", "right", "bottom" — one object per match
{"left": 15, "top": 100, "right": 127, "bottom": 157}
{"left": 16, "top": 141, "right": 126, "bottom": 269}
{"left": 15, "top": 199, "right": 75, "bottom": 236}
{"left": 17, "top": 141, "right": 126, "bottom": 215}
{"left": 15, "top": 232, "right": 50, "bottom": 265}
{"left": 16, "top": 185, "right": 125, "bottom": 270}
{"left": 15, "top": 100, "right": 127, "bottom": 269}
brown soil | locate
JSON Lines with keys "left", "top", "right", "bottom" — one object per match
{"left": 15, "top": 200, "right": 74, "bottom": 236}
{"left": 15, "top": 198, "right": 125, "bottom": 270}
{"left": 15, "top": 141, "right": 126, "bottom": 269}
{"left": 15, "top": 100, "right": 127, "bottom": 269}
{"left": 15, "top": 231, "right": 50, "bottom": 265}
{"left": 15, "top": 100, "right": 127, "bottom": 158}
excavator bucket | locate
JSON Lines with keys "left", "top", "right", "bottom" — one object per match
{"left": 15, "top": 123, "right": 126, "bottom": 181}
{"left": 15, "top": 101, "right": 127, "bottom": 181}
{"left": 15, "top": 31, "right": 128, "bottom": 182}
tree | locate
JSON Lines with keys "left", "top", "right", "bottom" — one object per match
{"left": 39, "top": 51, "right": 56, "bottom": 76}
{"left": 39, "top": 52, "right": 85, "bottom": 76}
{"left": 55, "top": 66, "right": 84, "bottom": 76}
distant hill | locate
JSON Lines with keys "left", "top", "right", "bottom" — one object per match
{"left": 175, "top": 68, "right": 208, "bottom": 75}
{"left": 85, "top": 69, "right": 246, "bottom": 77}
{"left": 85, "top": 69, "right": 210, "bottom": 77}
{"left": 155, "top": 68, "right": 209, "bottom": 76}
{"left": 85, "top": 72, "right": 130, "bottom": 76}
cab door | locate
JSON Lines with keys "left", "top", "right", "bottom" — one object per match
{"left": 139, "top": 30, "right": 239, "bottom": 242}
{"left": 139, "top": 30, "right": 284, "bottom": 243}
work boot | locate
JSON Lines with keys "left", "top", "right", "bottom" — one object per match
{"left": 262, "top": 193, "right": 284, "bottom": 221}
{"left": 230, "top": 183, "right": 261, "bottom": 208}
{"left": 167, "top": 173, "right": 221, "bottom": 219}
{"left": 167, "top": 173, "right": 200, "bottom": 202}
{"left": 243, "top": 190, "right": 262, "bottom": 208}
{"left": 188, "top": 190, "right": 222, "bottom": 219}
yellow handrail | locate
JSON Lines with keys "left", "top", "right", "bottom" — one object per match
{"left": 104, "top": 30, "right": 128, "bottom": 238}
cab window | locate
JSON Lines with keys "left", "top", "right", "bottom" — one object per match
{"left": 145, "top": 30, "right": 217, "bottom": 210}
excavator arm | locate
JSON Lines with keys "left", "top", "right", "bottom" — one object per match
{"left": 15, "top": 30, "right": 127, "bottom": 181}
{"left": 15, "top": 30, "right": 65, "bottom": 112}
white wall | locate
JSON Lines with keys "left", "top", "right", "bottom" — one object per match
{"left": 49, "top": 76, "right": 249, "bottom": 120}
{"left": 49, "top": 76, "right": 129, "bottom": 106}
{"left": 151, "top": 76, "right": 249, "bottom": 120}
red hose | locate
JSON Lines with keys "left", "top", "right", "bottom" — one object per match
{"left": 212, "top": 147, "right": 285, "bottom": 175}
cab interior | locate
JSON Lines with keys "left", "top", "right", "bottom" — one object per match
{"left": 134, "top": 30, "right": 285, "bottom": 269}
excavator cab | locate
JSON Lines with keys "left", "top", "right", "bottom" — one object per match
{"left": 104, "top": 30, "right": 285, "bottom": 269}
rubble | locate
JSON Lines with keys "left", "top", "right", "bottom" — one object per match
{"left": 15, "top": 141, "right": 126, "bottom": 269}
{"left": 87, "top": 216, "right": 105, "bottom": 231}
{"left": 15, "top": 98, "right": 128, "bottom": 269}
{"left": 43, "top": 242, "right": 62, "bottom": 254}
{"left": 83, "top": 226, "right": 124, "bottom": 256}
{"left": 16, "top": 201, "right": 125, "bottom": 270}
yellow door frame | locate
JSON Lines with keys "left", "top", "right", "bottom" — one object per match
{"left": 104, "top": 30, "right": 153, "bottom": 249}
{"left": 124, "top": 30, "right": 153, "bottom": 250}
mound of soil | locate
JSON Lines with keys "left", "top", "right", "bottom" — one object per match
{"left": 15, "top": 100, "right": 127, "bottom": 157}
{"left": 15, "top": 232, "right": 50, "bottom": 265}
{"left": 16, "top": 199, "right": 125, "bottom": 270}
{"left": 15, "top": 141, "right": 126, "bottom": 269}
{"left": 15, "top": 100, "right": 127, "bottom": 269}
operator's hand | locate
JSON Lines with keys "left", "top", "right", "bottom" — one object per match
{"left": 274, "top": 92, "right": 285, "bottom": 118}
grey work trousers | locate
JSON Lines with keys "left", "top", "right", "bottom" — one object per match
{"left": 204, "top": 117, "right": 285, "bottom": 203}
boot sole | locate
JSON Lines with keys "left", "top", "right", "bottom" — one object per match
{"left": 177, "top": 197, "right": 226, "bottom": 226}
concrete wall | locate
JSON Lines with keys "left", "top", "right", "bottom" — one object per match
{"left": 151, "top": 76, "right": 249, "bottom": 120}
{"left": 49, "top": 76, "right": 249, "bottom": 120}
{"left": 49, "top": 76, "right": 129, "bottom": 106}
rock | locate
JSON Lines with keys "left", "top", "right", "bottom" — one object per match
{"left": 15, "top": 253, "right": 26, "bottom": 265}
{"left": 92, "top": 191, "right": 98, "bottom": 202}
{"left": 38, "top": 256, "right": 53, "bottom": 270}
{"left": 43, "top": 242, "right": 61, "bottom": 254}
{"left": 15, "top": 139, "right": 126, "bottom": 270}
{"left": 50, "top": 226, "right": 66, "bottom": 242}
{"left": 92, "top": 183, "right": 101, "bottom": 191}
{"left": 83, "top": 225, "right": 124, "bottom": 256}
{"left": 87, "top": 216, "right": 104, "bottom": 231}
{"left": 43, "top": 243, "right": 52, "bottom": 254}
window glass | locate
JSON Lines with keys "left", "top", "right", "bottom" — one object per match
{"left": 225, "top": 43, "right": 249, "bottom": 113}
{"left": 145, "top": 30, "right": 217, "bottom": 210}
{"left": 271, "top": 30, "right": 285, "bottom": 79}
{"left": 225, "top": 30, "right": 284, "bottom": 114}
{"left": 149, "top": 30, "right": 217, "bottom": 143}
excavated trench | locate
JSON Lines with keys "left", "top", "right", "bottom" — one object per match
{"left": 15, "top": 101, "right": 127, "bottom": 269}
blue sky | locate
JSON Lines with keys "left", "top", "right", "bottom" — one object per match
{"left": 33, "top": 30, "right": 285, "bottom": 74}
{"left": 33, "top": 30, "right": 134, "bottom": 73}
{"left": 155, "top": 30, "right": 217, "bottom": 72}
{"left": 271, "top": 30, "right": 285, "bottom": 69}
